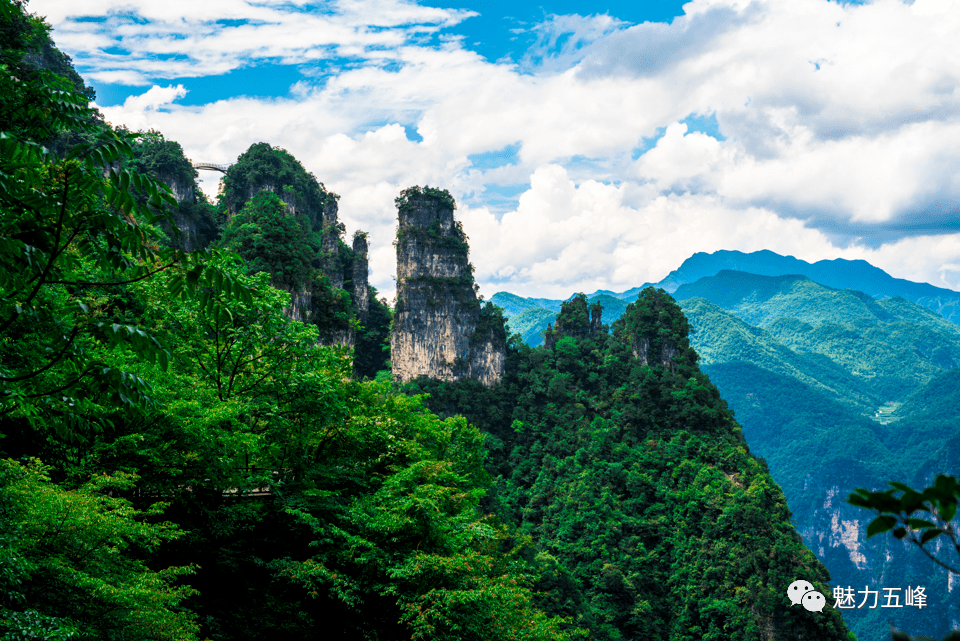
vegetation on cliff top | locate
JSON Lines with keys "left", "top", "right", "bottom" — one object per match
{"left": 220, "top": 190, "right": 317, "bottom": 289}
{"left": 221, "top": 141, "right": 333, "bottom": 225}
{"left": 215, "top": 141, "right": 388, "bottom": 362}
{"left": 395, "top": 184, "right": 457, "bottom": 212}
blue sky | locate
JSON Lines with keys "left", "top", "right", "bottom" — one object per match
{"left": 85, "top": 1, "right": 698, "bottom": 107}
{"left": 32, "top": 0, "right": 960, "bottom": 300}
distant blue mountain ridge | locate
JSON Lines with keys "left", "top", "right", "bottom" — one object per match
{"left": 491, "top": 249, "right": 960, "bottom": 339}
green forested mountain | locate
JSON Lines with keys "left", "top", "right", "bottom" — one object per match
{"left": 407, "top": 292, "right": 854, "bottom": 641}
{"left": 649, "top": 249, "right": 960, "bottom": 324}
{"left": 497, "top": 247, "right": 960, "bottom": 327}
{"left": 673, "top": 271, "right": 960, "bottom": 401}
{"left": 495, "top": 273, "right": 960, "bottom": 640}
{"left": 678, "top": 297, "right": 880, "bottom": 410}
{"left": 703, "top": 361, "right": 960, "bottom": 641}
{"left": 673, "top": 277, "right": 960, "bottom": 640}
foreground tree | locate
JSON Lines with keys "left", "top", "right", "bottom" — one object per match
{"left": 849, "top": 475, "right": 960, "bottom": 641}
{"left": 0, "top": 458, "right": 199, "bottom": 640}
{"left": 0, "top": 0, "right": 251, "bottom": 442}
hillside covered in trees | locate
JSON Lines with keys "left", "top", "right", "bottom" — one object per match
{"left": 494, "top": 271, "right": 960, "bottom": 640}
{"left": 404, "top": 291, "right": 853, "bottom": 640}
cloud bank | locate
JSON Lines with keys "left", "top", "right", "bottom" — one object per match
{"left": 34, "top": 0, "right": 960, "bottom": 300}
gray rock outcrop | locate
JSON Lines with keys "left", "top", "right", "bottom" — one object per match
{"left": 390, "top": 187, "right": 505, "bottom": 387}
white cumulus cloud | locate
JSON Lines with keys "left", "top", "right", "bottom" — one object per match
{"left": 36, "top": 0, "right": 960, "bottom": 300}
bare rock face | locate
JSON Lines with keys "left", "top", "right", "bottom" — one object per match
{"left": 632, "top": 336, "right": 680, "bottom": 371}
{"left": 156, "top": 174, "right": 216, "bottom": 253}
{"left": 544, "top": 323, "right": 557, "bottom": 351}
{"left": 391, "top": 187, "right": 505, "bottom": 387}
{"left": 283, "top": 285, "right": 312, "bottom": 324}
{"left": 352, "top": 232, "right": 370, "bottom": 322}
{"left": 164, "top": 175, "right": 196, "bottom": 205}
{"left": 591, "top": 302, "right": 603, "bottom": 334}
{"left": 322, "top": 198, "right": 344, "bottom": 290}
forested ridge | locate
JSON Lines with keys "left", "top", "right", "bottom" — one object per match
{"left": 406, "top": 293, "right": 853, "bottom": 640}
{"left": 495, "top": 271, "right": 960, "bottom": 640}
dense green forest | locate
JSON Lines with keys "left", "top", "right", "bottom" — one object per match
{"left": 494, "top": 276, "right": 960, "bottom": 640}
{"left": 405, "top": 292, "right": 853, "bottom": 640}
{"left": 0, "top": 3, "right": 564, "bottom": 638}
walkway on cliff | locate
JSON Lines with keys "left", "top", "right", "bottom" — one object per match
{"left": 191, "top": 162, "right": 232, "bottom": 173}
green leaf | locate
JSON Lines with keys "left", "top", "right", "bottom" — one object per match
{"left": 847, "top": 491, "right": 872, "bottom": 509}
{"left": 941, "top": 500, "right": 957, "bottom": 523}
{"left": 186, "top": 265, "right": 203, "bottom": 288}
{"left": 906, "top": 518, "right": 935, "bottom": 530}
{"left": 919, "top": 529, "right": 943, "bottom": 545}
{"left": 866, "top": 516, "right": 897, "bottom": 538}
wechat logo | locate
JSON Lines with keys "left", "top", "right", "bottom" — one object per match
{"left": 788, "top": 579, "right": 826, "bottom": 612}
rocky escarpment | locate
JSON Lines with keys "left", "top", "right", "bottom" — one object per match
{"left": 159, "top": 173, "right": 218, "bottom": 253}
{"left": 127, "top": 132, "right": 217, "bottom": 252}
{"left": 351, "top": 232, "right": 370, "bottom": 322}
{"left": 220, "top": 143, "right": 365, "bottom": 346}
{"left": 391, "top": 186, "right": 505, "bottom": 387}
{"left": 321, "top": 197, "right": 345, "bottom": 290}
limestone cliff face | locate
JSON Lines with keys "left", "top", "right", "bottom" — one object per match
{"left": 158, "top": 174, "right": 208, "bottom": 252}
{"left": 391, "top": 187, "right": 505, "bottom": 387}
{"left": 797, "top": 479, "right": 960, "bottom": 640}
{"left": 466, "top": 323, "right": 507, "bottom": 387}
{"left": 351, "top": 233, "right": 370, "bottom": 322}
{"left": 283, "top": 285, "right": 312, "bottom": 324}
{"left": 632, "top": 336, "right": 681, "bottom": 370}
{"left": 164, "top": 174, "right": 195, "bottom": 205}
{"left": 322, "top": 198, "right": 344, "bottom": 290}
{"left": 218, "top": 144, "right": 364, "bottom": 343}
{"left": 590, "top": 302, "right": 603, "bottom": 334}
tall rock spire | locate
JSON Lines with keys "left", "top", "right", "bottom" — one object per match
{"left": 390, "top": 186, "right": 505, "bottom": 387}
{"left": 351, "top": 231, "right": 370, "bottom": 322}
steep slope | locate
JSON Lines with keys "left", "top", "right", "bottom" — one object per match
{"left": 406, "top": 289, "right": 855, "bottom": 641}
{"left": 218, "top": 143, "right": 385, "bottom": 357}
{"left": 678, "top": 297, "right": 880, "bottom": 410}
{"left": 705, "top": 362, "right": 960, "bottom": 641}
{"left": 495, "top": 278, "right": 960, "bottom": 640}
